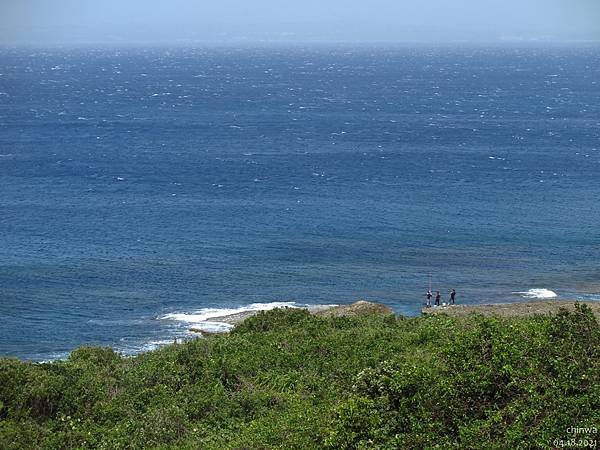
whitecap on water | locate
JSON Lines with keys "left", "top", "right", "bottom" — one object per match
{"left": 513, "top": 288, "right": 557, "bottom": 299}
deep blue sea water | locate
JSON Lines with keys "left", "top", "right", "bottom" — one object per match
{"left": 1, "top": 45, "right": 600, "bottom": 360}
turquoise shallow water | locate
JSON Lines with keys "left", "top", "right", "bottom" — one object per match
{"left": 1, "top": 45, "right": 600, "bottom": 360}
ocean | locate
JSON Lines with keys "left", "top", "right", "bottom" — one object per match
{"left": 1, "top": 45, "right": 599, "bottom": 361}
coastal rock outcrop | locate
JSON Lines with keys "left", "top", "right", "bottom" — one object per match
{"left": 314, "top": 300, "right": 393, "bottom": 317}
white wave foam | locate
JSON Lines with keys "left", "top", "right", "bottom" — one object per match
{"left": 119, "top": 339, "right": 177, "bottom": 355}
{"left": 160, "top": 302, "right": 303, "bottom": 334}
{"left": 189, "top": 321, "right": 234, "bottom": 333}
{"left": 144, "top": 339, "right": 175, "bottom": 349}
{"left": 38, "top": 352, "right": 70, "bottom": 363}
{"left": 160, "top": 301, "right": 300, "bottom": 323}
{"left": 513, "top": 288, "right": 557, "bottom": 299}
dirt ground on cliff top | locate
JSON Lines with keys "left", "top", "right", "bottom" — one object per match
{"left": 422, "top": 300, "right": 600, "bottom": 319}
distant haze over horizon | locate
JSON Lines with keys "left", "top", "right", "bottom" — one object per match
{"left": 1, "top": 0, "right": 599, "bottom": 46}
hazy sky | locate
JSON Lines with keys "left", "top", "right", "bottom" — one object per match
{"left": 1, "top": 0, "right": 599, "bottom": 45}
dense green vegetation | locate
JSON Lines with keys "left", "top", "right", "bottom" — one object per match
{"left": 1, "top": 304, "right": 598, "bottom": 449}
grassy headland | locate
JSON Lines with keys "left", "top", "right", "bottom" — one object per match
{"left": 1, "top": 301, "right": 598, "bottom": 449}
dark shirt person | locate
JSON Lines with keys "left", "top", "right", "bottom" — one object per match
{"left": 450, "top": 289, "right": 456, "bottom": 305}
{"left": 426, "top": 290, "right": 432, "bottom": 307}
{"left": 435, "top": 291, "right": 441, "bottom": 306}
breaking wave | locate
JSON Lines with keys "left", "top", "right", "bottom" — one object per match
{"left": 513, "top": 288, "right": 557, "bottom": 299}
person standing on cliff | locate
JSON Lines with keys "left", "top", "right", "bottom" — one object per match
{"left": 426, "top": 290, "right": 432, "bottom": 308}
{"left": 450, "top": 289, "right": 456, "bottom": 305}
{"left": 435, "top": 291, "right": 441, "bottom": 306}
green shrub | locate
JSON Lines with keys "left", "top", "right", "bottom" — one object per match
{"left": 1, "top": 306, "right": 597, "bottom": 449}
{"left": 327, "top": 307, "right": 600, "bottom": 449}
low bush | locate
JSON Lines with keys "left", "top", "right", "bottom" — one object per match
{"left": 0, "top": 305, "right": 597, "bottom": 449}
